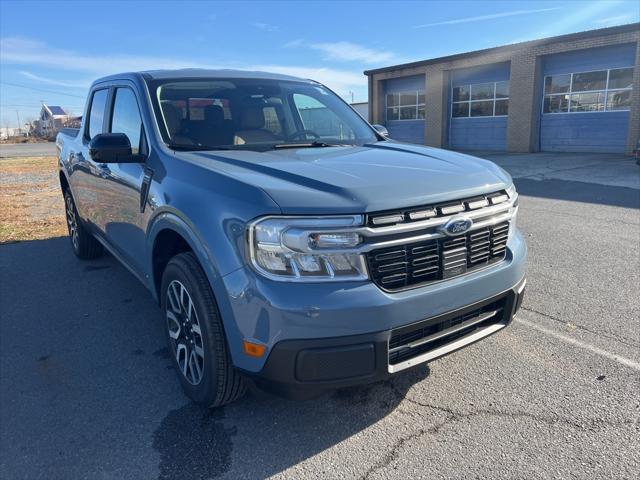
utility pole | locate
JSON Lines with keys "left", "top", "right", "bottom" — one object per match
{"left": 349, "top": 91, "right": 355, "bottom": 103}
{"left": 16, "top": 110, "right": 22, "bottom": 135}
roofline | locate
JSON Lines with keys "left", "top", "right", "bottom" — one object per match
{"left": 364, "top": 23, "right": 639, "bottom": 75}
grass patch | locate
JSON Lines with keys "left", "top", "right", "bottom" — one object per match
{"left": 0, "top": 156, "right": 67, "bottom": 243}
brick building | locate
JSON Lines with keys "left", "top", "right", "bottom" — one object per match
{"left": 364, "top": 23, "right": 639, "bottom": 154}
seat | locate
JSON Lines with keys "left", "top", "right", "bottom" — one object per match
{"left": 192, "top": 105, "right": 232, "bottom": 147}
{"left": 161, "top": 103, "right": 193, "bottom": 145}
{"left": 234, "top": 106, "right": 279, "bottom": 145}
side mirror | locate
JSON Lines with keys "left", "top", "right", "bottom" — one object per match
{"left": 89, "top": 133, "right": 144, "bottom": 163}
{"left": 372, "top": 124, "right": 389, "bottom": 138}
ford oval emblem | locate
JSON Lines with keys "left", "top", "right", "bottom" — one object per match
{"left": 441, "top": 217, "right": 473, "bottom": 236}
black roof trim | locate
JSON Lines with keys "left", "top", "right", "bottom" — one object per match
{"left": 364, "top": 23, "right": 639, "bottom": 75}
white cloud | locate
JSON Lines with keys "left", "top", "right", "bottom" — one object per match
{"left": 19, "top": 70, "right": 90, "bottom": 88}
{"left": 1, "top": 37, "right": 366, "bottom": 100}
{"left": 251, "top": 22, "right": 279, "bottom": 32}
{"left": 414, "top": 7, "right": 563, "bottom": 27}
{"left": 1, "top": 37, "right": 205, "bottom": 74}
{"left": 309, "top": 41, "right": 396, "bottom": 64}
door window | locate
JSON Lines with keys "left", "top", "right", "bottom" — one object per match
{"left": 87, "top": 89, "right": 109, "bottom": 139}
{"left": 110, "top": 88, "right": 143, "bottom": 153}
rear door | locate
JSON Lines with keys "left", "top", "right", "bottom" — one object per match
{"left": 69, "top": 87, "right": 109, "bottom": 226}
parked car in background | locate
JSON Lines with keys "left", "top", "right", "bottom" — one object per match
{"left": 56, "top": 69, "right": 527, "bottom": 407}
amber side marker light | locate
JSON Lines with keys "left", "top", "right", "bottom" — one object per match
{"left": 243, "top": 340, "right": 266, "bottom": 357}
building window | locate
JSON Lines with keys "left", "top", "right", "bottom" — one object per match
{"left": 543, "top": 67, "right": 633, "bottom": 113}
{"left": 386, "top": 91, "right": 425, "bottom": 121}
{"left": 451, "top": 81, "right": 509, "bottom": 118}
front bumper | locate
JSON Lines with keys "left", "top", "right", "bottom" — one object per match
{"left": 248, "top": 276, "right": 526, "bottom": 399}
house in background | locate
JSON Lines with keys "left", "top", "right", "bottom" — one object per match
{"left": 33, "top": 104, "right": 69, "bottom": 138}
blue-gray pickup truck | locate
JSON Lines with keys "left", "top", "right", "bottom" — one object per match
{"left": 56, "top": 69, "right": 527, "bottom": 407}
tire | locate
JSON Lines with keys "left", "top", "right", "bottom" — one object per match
{"left": 161, "top": 252, "right": 246, "bottom": 407}
{"left": 64, "top": 190, "right": 103, "bottom": 260}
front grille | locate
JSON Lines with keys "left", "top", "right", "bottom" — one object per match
{"left": 367, "top": 190, "right": 510, "bottom": 227}
{"left": 388, "top": 297, "right": 507, "bottom": 366}
{"left": 367, "top": 221, "right": 509, "bottom": 291}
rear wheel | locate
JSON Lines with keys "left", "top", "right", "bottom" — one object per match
{"left": 64, "top": 190, "right": 103, "bottom": 259}
{"left": 161, "top": 252, "right": 246, "bottom": 407}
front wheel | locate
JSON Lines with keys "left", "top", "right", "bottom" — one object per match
{"left": 64, "top": 190, "right": 103, "bottom": 259}
{"left": 161, "top": 252, "right": 246, "bottom": 407}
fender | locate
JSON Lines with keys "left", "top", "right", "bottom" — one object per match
{"left": 145, "top": 208, "right": 247, "bottom": 367}
{"left": 146, "top": 208, "right": 224, "bottom": 299}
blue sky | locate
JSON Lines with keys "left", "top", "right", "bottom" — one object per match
{"left": 0, "top": 0, "right": 638, "bottom": 126}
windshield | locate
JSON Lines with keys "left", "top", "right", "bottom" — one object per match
{"left": 148, "top": 78, "right": 378, "bottom": 151}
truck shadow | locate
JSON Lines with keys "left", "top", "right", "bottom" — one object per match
{"left": 1, "top": 236, "right": 430, "bottom": 480}
{"left": 514, "top": 177, "right": 640, "bottom": 209}
{"left": 153, "top": 368, "right": 429, "bottom": 480}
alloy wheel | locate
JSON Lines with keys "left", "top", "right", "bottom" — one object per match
{"left": 65, "top": 194, "right": 79, "bottom": 250}
{"left": 165, "top": 280, "right": 205, "bottom": 385}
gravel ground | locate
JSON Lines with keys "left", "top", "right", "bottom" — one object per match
{"left": 0, "top": 157, "right": 638, "bottom": 479}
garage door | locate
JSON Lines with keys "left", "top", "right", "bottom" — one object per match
{"left": 383, "top": 75, "right": 425, "bottom": 144}
{"left": 449, "top": 63, "right": 510, "bottom": 152}
{"left": 540, "top": 44, "right": 635, "bottom": 153}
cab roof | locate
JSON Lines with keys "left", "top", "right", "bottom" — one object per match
{"left": 95, "top": 69, "right": 313, "bottom": 84}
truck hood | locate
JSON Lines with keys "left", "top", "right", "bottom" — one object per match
{"left": 178, "top": 142, "right": 512, "bottom": 214}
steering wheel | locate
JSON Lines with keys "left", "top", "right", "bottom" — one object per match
{"left": 288, "top": 129, "right": 321, "bottom": 141}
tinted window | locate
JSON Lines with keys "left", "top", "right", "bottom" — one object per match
{"left": 608, "top": 68, "right": 633, "bottom": 89}
{"left": 470, "top": 83, "right": 494, "bottom": 100}
{"left": 87, "top": 89, "right": 108, "bottom": 139}
{"left": 572, "top": 70, "right": 607, "bottom": 92}
{"left": 399, "top": 92, "right": 417, "bottom": 106}
{"left": 452, "top": 102, "right": 469, "bottom": 117}
{"left": 452, "top": 86, "right": 469, "bottom": 102}
{"left": 470, "top": 100, "right": 494, "bottom": 117}
{"left": 543, "top": 94, "right": 569, "bottom": 113}
{"left": 494, "top": 99, "right": 509, "bottom": 116}
{"left": 544, "top": 74, "right": 571, "bottom": 94}
{"left": 495, "top": 81, "right": 510, "bottom": 98}
{"left": 570, "top": 92, "right": 605, "bottom": 112}
{"left": 606, "top": 89, "right": 631, "bottom": 110}
{"left": 110, "top": 88, "right": 143, "bottom": 153}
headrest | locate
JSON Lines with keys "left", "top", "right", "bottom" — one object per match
{"left": 240, "top": 106, "right": 265, "bottom": 130}
{"left": 162, "top": 103, "right": 182, "bottom": 135}
{"left": 203, "top": 105, "right": 225, "bottom": 125}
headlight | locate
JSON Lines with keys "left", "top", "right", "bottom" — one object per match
{"left": 247, "top": 215, "right": 369, "bottom": 281}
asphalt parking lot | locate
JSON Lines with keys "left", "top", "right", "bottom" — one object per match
{"left": 0, "top": 152, "right": 639, "bottom": 479}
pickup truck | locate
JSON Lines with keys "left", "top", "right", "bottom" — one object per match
{"left": 57, "top": 69, "right": 527, "bottom": 407}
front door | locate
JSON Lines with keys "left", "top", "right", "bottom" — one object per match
{"left": 94, "top": 85, "right": 149, "bottom": 273}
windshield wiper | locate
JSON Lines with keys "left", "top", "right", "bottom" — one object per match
{"left": 272, "top": 141, "right": 349, "bottom": 150}
{"left": 167, "top": 143, "right": 233, "bottom": 151}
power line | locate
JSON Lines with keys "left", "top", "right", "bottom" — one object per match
{"left": 0, "top": 81, "right": 86, "bottom": 98}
